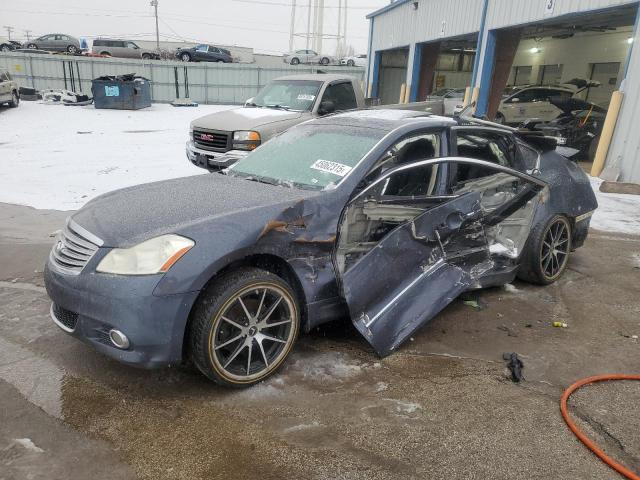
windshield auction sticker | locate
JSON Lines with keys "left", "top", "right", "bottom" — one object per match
{"left": 297, "top": 94, "right": 316, "bottom": 101}
{"left": 310, "top": 159, "right": 352, "bottom": 177}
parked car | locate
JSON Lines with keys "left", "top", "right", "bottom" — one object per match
{"left": 522, "top": 97, "right": 606, "bottom": 160}
{"left": 176, "top": 44, "right": 233, "bottom": 63}
{"left": 284, "top": 49, "right": 334, "bottom": 65}
{"left": 186, "top": 74, "right": 366, "bottom": 170}
{"left": 426, "top": 88, "right": 466, "bottom": 116}
{"left": 495, "top": 85, "right": 575, "bottom": 125}
{"left": 340, "top": 54, "right": 367, "bottom": 67}
{"left": 24, "top": 34, "right": 81, "bottom": 53}
{"left": 0, "top": 37, "right": 16, "bottom": 52}
{"left": 0, "top": 71, "right": 19, "bottom": 107}
{"left": 92, "top": 39, "right": 160, "bottom": 60}
{"left": 45, "top": 109, "right": 597, "bottom": 387}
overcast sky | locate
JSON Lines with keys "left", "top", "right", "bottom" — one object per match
{"left": 3, "top": 0, "right": 388, "bottom": 55}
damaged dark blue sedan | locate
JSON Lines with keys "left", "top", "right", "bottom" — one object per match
{"left": 44, "top": 109, "right": 597, "bottom": 387}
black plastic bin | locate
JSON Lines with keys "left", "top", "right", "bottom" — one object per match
{"left": 91, "top": 74, "right": 152, "bottom": 110}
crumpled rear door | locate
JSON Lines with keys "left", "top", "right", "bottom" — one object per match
{"left": 341, "top": 191, "right": 487, "bottom": 357}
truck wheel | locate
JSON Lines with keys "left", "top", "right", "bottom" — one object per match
{"left": 181, "top": 52, "right": 191, "bottom": 62}
{"left": 9, "top": 91, "right": 19, "bottom": 108}
{"left": 290, "top": 57, "right": 300, "bottom": 65}
{"left": 518, "top": 215, "right": 572, "bottom": 285}
{"left": 320, "top": 57, "right": 330, "bottom": 65}
{"left": 67, "top": 45, "right": 78, "bottom": 54}
{"left": 188, "top": 267, "right": 300, "bottom": 387}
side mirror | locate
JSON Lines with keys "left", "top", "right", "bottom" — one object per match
{"left": 318, "top": 100, "right": 336, "bottom": 116}
{"left": 244, "top": 97, "right": 255, "bottom": 107}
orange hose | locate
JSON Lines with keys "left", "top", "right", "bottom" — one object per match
{"left": 560, "top": 374, "right": 640, "bottom": 480}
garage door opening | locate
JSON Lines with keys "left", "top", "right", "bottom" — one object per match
{"left": 482, "top": 3, "right": 638, "bottom": 162}
{"left": 376, "top": 47, "right": 409, "bottom": 105}
{"left": 413, "top": 34, "right": 478, "bottom": 101}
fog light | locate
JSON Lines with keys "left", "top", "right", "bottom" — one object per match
{"left": 109, "top": 329, "right": 130, "bottom": 349}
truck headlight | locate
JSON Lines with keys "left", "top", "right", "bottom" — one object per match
{"left": 96, "top": 234, "right": 194, "bottom": 275}
{"left": 233, "top": 131, "right": 261, "bottom": 151}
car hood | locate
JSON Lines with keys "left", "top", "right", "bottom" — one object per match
{"left": 192, "top": 107, "right": 304, "bottom": 131}
{"left": 71, "top": 173, "right": 316, "bottom": 247}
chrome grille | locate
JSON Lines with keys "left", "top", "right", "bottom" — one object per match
{"left": 50, "top": 219, "right": 103, "bottom": 275}
{"left": 193, "top": 129, "right": 230, "bottom": 151}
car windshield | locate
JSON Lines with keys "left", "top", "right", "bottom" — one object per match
{"left": 251, "top": 80, "right": 322, "bottom": 111}
{"left": 228, "top": 124, "right": 385, "bottom": 190}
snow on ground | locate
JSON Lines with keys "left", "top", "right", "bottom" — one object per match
{"left": 589, "top": 176, "right": 640, "bottom": 235}
{"left": 0, "top": 101, "right": 233, "bottom": 210}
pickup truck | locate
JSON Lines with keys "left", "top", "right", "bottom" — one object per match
{"left": 187, "top": 74, "right": 449, "bottom": 171}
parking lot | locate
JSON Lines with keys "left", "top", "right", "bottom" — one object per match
{"left": 1, "top": 102, "right": 639, "bottom": 479}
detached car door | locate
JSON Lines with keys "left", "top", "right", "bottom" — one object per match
{"left": 337, "top": 157, "right": 546, "bottom": 356}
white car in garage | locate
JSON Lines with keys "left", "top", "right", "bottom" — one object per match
{"left": 495, "top": 85, "right": 574, "bottom": 125}
{"left": 427, "top": 88, "right": 466, "bottom": 116}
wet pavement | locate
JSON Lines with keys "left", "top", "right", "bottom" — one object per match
{"left": 1, "top": 202, "right": 639, "bottom": 479}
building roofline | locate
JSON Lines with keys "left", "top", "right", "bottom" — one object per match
{"left": 366, "top": 0, "right": 412, "bottom": 19}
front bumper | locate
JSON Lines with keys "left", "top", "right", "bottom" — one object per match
{"left": 186, "top": 141, "right": 248, "bottom": 171}
{"left": 44, "top": 263, "right": 199, "bottom": 368}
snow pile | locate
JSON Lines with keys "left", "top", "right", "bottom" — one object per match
{"left": 589, "top": 176, "right": 640, "bottom": 235}
{"left": 0, "top": 102, "right": 233, "bottom": 210}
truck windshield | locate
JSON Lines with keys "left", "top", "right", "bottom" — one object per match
{"left": 251, "top": 80, "right": 322, "bottom": 111}
{"left": 228, "top": 124, "right": 385, "bottom": 190}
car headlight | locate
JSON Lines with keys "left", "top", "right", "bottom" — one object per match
{"left": 233, "top": 130, "right": 261, "bottom": 151}
{"left": 96, "top": 234, "right": 194, "bottom": 275}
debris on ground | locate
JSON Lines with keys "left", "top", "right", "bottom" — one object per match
{"left": 497, "top": 325, "right": 518, "bottom": 337}
{"left": 502, "top": 352, "right": 524, "bottom": 382}
{"left": 553, "top": 321, "right": 569, "bottom": 328}
{"left": 461, "top": 293, "right": 488, "bottom": 310}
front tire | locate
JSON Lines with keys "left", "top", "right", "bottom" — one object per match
{"left": 9, "top": 91, "right": 19, "bottom": 107}
{"left": 141, "top": 53, "right": 152, "bottom": 60}
{"left": 290, "top": 57, "right": 300, "bottom": 65}
{"left": 518, "top": 215, "right": 572, "bottom": 285}
{"left": 320, "top": 57, "right": 330, "bottom": 65}
{"left": 67, "top": 45, "right": 78, "bottom": 54}
{"left": 0, "top": 44, "right": 11, "bottom": 52}
{"left": 347, "top": 59, "right": 355, "bottom": 67}
{"left": 181, "top": 53, "right": 191, "bottom": 62}
{"left": 189, "top": 267, "right": 300, "bottom": 387}
{"left": 27, "top": 43, "right": 38, "bottom": 50}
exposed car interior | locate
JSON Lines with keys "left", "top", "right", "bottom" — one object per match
{"left": 336, "top": 130, "right": 540, "bottom": 274}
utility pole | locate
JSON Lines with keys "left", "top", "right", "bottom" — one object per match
{"left": 3, "top": 26, "right": 14, "bottom": 40}
{"left": 150, "top": 0, "right": 160, "bottom": 52}
{"left": 316, "top": 0, "right": 324, "bottom": 53}
{"left": 24, "top": 29, "right": 32, "bottom": 41}
{"left": 306, "top": 0, "right": 312, "bottom": 49}
{"left": 336, "top": 0, "right": 342, "bottom": 58}
{"left": 343, "top": 0, "right": 348, "bottom": 54}
{"left": 289, "top": 0, "right": 296, "bottom": 52}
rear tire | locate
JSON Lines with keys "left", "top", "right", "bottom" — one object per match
{"left": 517, "top": 215, "right": 572, "bottom": 285}
{"left": 188, "top": 267, "right": 300, "bottom": 387}
{"left": 0, "top": 44, "right": 11, "bottom": 52}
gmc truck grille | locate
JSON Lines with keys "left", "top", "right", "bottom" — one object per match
{"left": 193, "top": 129, "right": 231, "bottom": 152}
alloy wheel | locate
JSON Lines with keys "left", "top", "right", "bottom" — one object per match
{"left": 209, "top": 283, "right": 297, "bottom": 383}
{"left": 540, "top": 217, "right": 570, "bottom": 280}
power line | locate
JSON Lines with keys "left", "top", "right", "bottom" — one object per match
{"left": 3, "top": 26, "right": 14, "bottom": 40}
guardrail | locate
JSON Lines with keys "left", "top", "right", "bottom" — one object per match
{"left": 0, "top": 52, "right": 364, "bottom": 105}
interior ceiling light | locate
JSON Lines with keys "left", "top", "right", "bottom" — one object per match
{"left": 628, "top": 37, "right": 634, "bottom": 44}
{"left": 530, "top": 47, "right": 541, "bottom": 53}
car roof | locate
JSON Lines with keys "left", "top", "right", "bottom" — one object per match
{"left": 273, "top": 74, "right": 354, "bottom": 82}
{"left": 313, "top": 109, "right": 456, "bottom": 131}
